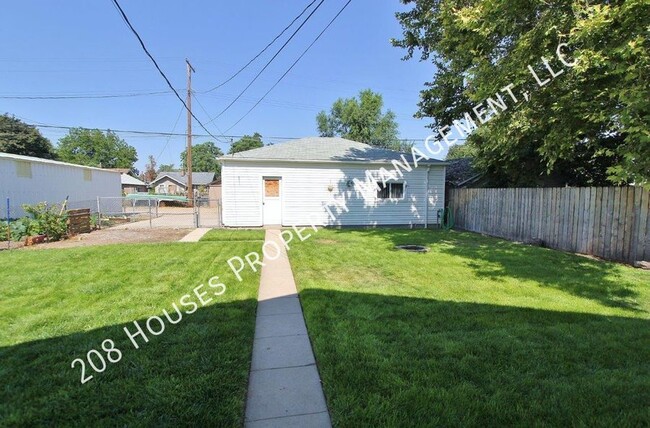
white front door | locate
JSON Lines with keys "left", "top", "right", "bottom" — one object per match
{"left": 263, "top": 178, "right": 282, "bottom": 225}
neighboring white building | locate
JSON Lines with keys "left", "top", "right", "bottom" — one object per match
{"left": 121, "top": 173, "right": 148, "bottom": 194}
{"left": 0, "top": 152, "right": 121, "bottom": 217}
{"left": 219, "top": 137, "right": 446, "bottom": 227}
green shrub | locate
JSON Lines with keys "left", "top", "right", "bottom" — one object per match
{"left": 22, "top": 203, "right": 68, "bottom": 242}
{"left": 0, "top": 221, "right": 7, "bottom": 242}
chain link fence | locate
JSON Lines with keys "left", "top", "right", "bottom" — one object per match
{"left": 97, "top": 196, "right": 221, "bottom": 229}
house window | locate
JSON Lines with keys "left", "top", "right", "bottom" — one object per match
{"left": 15, "top": 161, "right": 32, "bottom": 178}
{"left": 264, "top": 179, "right": 280, "bottom": 197}
{"left": 83, "top": 170, "right": 92, "bottom": 181}
{"left": 377, "top": 182, "right": 404, "bottom": 199}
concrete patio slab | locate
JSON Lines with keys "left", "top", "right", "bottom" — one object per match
{"left": 254, "top": 313, "right": 308, "bottom": 339}
{"left": 178, "top": 227, "right": 211, "bottom": 242}
{"left": 245, "top": 411, "right": 331, "bottom": 428}
{"left": 245, "top": 229, "right": 331, "bottom": 427}
{"left": 246, "top": 365, "right": 329, "bottom": 422}
{"left": 256, "top": 295, "right": 302, "bottom": 317}
{"left": 251, "top": 334, "right": 316, "bottom": 371}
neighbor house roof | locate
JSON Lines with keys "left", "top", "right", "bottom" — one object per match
{"left": 150, "top": 172, "right": 215, "bottom": 187}
{"left": 220, "top": 137, "right": 445, "bottom": 165}
{"left": 120, "top": 173, "right": 146, "bottom": 186}
{"left": 0, "top": 152, "right": 122, "bottom": 173}
{"left": 445, "top": 157, "right": 484, "bottom": 187}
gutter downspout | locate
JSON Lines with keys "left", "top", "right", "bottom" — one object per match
{"left": 424, "top": 165, "right": 431, "bottom": 228}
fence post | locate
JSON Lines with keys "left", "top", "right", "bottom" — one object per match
{"left": 6, "top": 198, "right": 10, "bottom": 250}
{"left": 194, "top": 197, "right": 199, "bottom": 228}
{"left": 96, "top": 196, "right": 101, "bottom": 230}
{"left": 148, "top": 199, "right": 152, "bottom": 228}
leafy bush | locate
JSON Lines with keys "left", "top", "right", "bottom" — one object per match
{"left": 9, "top": 218, "right": 36, "bottom": 241}
{"left": 22, "top": 203, "right": 68, "bottom": 242}
{"left": 0, "top": 221, "right": 7, "bottom": 241}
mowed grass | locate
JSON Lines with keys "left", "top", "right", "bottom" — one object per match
{"left": 289, "top": 228, "right": 650, "bottom": 427}
{"left": 0, "top": 237, "right": 262, "bottom": 426}
{"left": 200, "top": 228, "right": 266, "bottom": 242}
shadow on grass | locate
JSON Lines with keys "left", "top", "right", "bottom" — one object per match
{"left": 300, "top": 289, "right": 650, "bottom": 427}
{"left": 324, "top": 228, "right": 644, "bottom": 311}
{"left": 0, "top": 299, "right": 257, "bottom": 426}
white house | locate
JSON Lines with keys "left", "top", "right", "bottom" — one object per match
{"left": 219, "top": 137, "right": 446, "bottom": 227}
{"left": 0, "top": 152, "right": 121, "bottom": 217}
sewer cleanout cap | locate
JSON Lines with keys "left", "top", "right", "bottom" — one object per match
{"left": 395, "top": 245, "right": 429, "bottom": 253}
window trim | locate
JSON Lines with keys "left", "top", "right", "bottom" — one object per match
{"left": 376, "top": 181, "right": 406, "bottom": 201}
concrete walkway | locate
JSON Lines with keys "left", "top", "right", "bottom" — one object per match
{"left": 178, "top": 228, "right": 211, "bottom": 242}
{"left": 245, "top": 229, "right": 331, "bottom": 428}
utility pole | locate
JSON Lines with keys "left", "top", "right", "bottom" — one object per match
{"left": 185, "top": 59, "right": 195, "bottom": 207}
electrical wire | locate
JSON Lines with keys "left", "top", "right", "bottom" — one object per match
{"left": 109, "top": 0, "right": 221, "bottom": 142}
{"left": 204, "top": 0, "right": 326, "bottom": 124}
{"left": 200, "top": 0, "right": 319, "bottom": 93}
{"left": 155, "top": 105, "right": 185, "bottom": 161}
{"left": 0, "top": 91, "right": 170, "bottom": 100}
{"left": 224, "top": 0, "right": 353, "bottom": 133}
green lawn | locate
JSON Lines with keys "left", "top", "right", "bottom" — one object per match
{"left": 289, "top": 229, "right": 650, "bottom": 426}
{"left": 0, "top": 238, "right": 262, "bottom": 426}
{"left": 200, "top": 228, "right": 266, "bottom": 242}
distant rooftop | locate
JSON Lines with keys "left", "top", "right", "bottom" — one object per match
{"left": 151, "top": 171, "right": 215, "bottom": 186}
{"left": 220, "top": 137, "right": 444, "bottom": 164}
{"left": 121, "top": 173, "right": 146, "bottom": 186}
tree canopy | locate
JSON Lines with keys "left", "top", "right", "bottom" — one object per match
{"left": 57, "top": 128, "right": 137, "bottom": 171}
{"left": 317, "top": 89, "right": 400, "bottom": 149}
{"left": 158, "top": 163, "right": 178, "bottom": 172}
{"left": 0, "top": 114, "right": 57, "bottom": 159}
{"left": 446, "top": 143, "right": 477, "bottom": 161}
{"left": 181, "top": 141, "right": 223, "bottom": 175}
{"left": 228, "top": 132, "right": 264, "bottom": 154}
{"left": 393, "top": 0, "right": 650, "bottom": 187}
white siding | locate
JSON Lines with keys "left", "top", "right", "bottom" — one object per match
{"left": 221, "top": 161, "right": 446, "bottom": 227}
{"left": 0, "top": 154, "right": 121, "bottom": 217}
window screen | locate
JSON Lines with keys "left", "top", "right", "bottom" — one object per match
{"left": 377, "top": 182, "right": 404, "bottom": 199}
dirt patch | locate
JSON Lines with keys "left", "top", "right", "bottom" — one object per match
{"left": 17, "top": 228, "right": 190, "bottom": 250}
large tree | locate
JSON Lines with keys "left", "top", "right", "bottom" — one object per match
{"left": 446, "top": 143, "right": 477, "bottom": 160}
{"left": 181, "top": 141, "right": 223, "bottom": 175}
{"left": 317, "top": 89, "right": 400, "bottom": 149}
{"left": 57, "top": 128, "right": 137, "bottom": 170}
{"left": 228, "top": 132, "right": 264, "bottom": 154}
{"left": 393, "top": 0, "right": 650, "bottom": 187}
{"left": 0, "top": 114, "right": 56, "bottom": 159}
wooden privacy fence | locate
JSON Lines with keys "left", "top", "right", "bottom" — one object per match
{"left": 448, "top": 187, "right": 650, "bottom": 264}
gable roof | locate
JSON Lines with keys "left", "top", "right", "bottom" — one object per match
{"left": 150, "top": 172, "right": 215, "bottom": 187}
{"left": 0, "top": 152, "right": 122, "bottom": 173}
{"left": 120, "top": 173, "right": 146, "bottom": 186}
{"left": 220, "top": 137, "right": 445, "bottom": 165}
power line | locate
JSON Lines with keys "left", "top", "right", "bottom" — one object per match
{"left": 109, "top": 0, "right": 221, "bottom": 142}
{"left": 28, "top": 122, "right": 304, "bottom": 140}
{"left": 192, "top": 92, "right": 228, "bottom": 138}
{"left": 0, "top": 91, "right": 170, "bottom": 100}
{"left": 224, "top": 0, "right": 353, "bottom": 133}
{"left": 205, "top": 0, "right": 326, "bottom": 124}
{"left": 201, "top": 0, "right": 319, "bottom": 94}
{"left": 155, "top": 105, "right": 185, "bottom": 161}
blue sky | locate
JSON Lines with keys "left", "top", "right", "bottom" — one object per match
{"left": 1, "top": 0, "right": 444, "bottom": 171}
